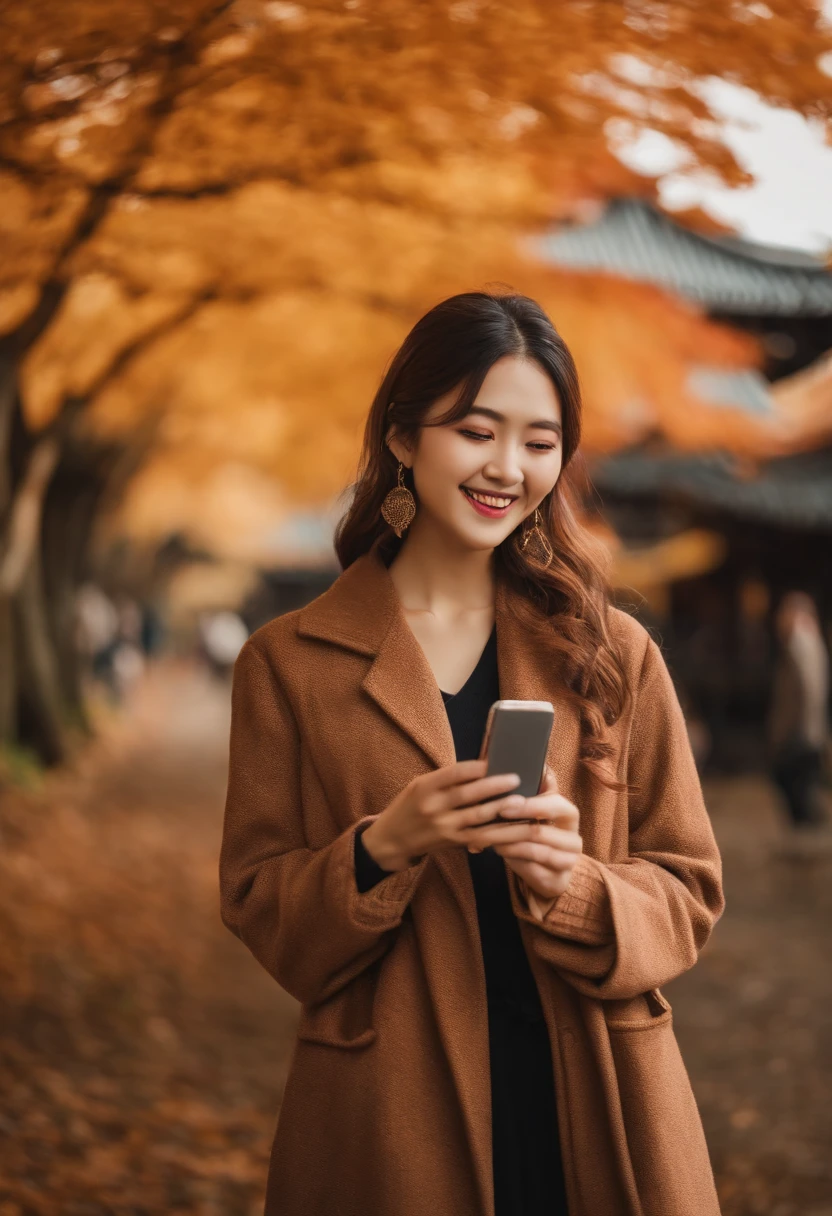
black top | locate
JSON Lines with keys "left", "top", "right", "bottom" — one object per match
{"left": 442, "top": 624, "right": 548, "bottom": 1023}
{"left": 354, "top": 622, "right": 541, "bottom": 1018}
{"left": 353, "top": 621, "right": 570, "bottom": 1215}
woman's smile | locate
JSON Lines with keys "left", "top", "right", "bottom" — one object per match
{"left": 459, "top": 485, "right": 519, "bottom": 518}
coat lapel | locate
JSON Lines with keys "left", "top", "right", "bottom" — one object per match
{"left": 296, "top": 534, "right": 576, "bottom": 780}
{"left": 297, "top": 536, "right": 456, "bottom": 771}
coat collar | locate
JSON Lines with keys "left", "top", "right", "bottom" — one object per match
{"left": 296, "top": 534, "right": 575, "bottom": 777}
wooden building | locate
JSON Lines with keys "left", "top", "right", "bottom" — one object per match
{"left": 536, "top": 197, "right": 832, "bottom": 773}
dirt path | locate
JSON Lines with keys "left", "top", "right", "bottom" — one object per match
{"left": 0, "top": 661, "right": 296, "bottom": 1216}
{"left": 669, "top": 775, "right": 832, "bottom": 1216}
{"left": 1, "top": 660, "right": 830, "bottom": 1214}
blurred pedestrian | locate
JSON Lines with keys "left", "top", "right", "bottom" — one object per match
{"left": 768, "top": 592, "right": 830, "bottom": 839}
{"left": 198, "top": 610, "right": 249, "bottom": 679}
{"left": 74, "top": 582, "right": 120, "bottom": 700}
{"left": 110, "top": 594, "right": 146, "bottom": 701}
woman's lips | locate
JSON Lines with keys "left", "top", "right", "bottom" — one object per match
{"left": 459, "top": 486, "right": 516, "bottom": 518}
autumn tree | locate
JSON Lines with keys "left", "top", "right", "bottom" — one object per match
{"left": 1, "top": 0, "right": 830, "bottom": 763}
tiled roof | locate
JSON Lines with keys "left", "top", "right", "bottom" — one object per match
{"left": 685, "top": 366, "right": 775, "bottom": 415}
{"left": 533, "top": 198, "right": 832, "bottom": 316}
{"left": 592, "top": 445, "right": 832, "bottom": 529}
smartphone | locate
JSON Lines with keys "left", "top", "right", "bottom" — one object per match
{"left": 477, "top": 700, "right": 554, "bottom": 826}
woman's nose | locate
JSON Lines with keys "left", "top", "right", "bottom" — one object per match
{"left": 484, "top": 447, "right": 524, "bottom": 486}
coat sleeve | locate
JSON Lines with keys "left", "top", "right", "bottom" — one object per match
{"left": 508, "top": 634, "right": 725, "bottom": 1001}
{"left": 218, "top": 637, "right": 430, "bottom": 1006}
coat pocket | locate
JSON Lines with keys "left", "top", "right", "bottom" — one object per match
{"left": 605, "top": 989, "right": 720, "bottom": 1216}
{"left": 603, "top": 986, "right": 672, "bottom": 1033}
{"left": 295, "top": 966, "right": 378, "bottom": 1050}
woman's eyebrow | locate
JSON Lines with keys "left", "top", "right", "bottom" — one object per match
{"left": 465, "top": 405, "right": 562, "bottom": 435}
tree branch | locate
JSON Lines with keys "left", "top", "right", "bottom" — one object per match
{"left": 3, "top": 0, "right": 238, "bottom": 360}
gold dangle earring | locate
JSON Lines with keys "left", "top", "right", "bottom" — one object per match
{"left": 519, "top": 506, "right": 554, "bottom": 565}
{"left": 380, "top": 460, "right": 417, "bottom": 537}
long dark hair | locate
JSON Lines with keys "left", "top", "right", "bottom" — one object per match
{"left": 334, "top": 290, "right": 629, "bottom": 791}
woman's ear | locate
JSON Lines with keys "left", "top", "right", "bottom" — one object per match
{"left": 385, "top": 426, "right": 412, "bottom": 469}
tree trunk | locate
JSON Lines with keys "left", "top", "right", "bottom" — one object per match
{"left": 41, "top": 482, "right": 97, "bottom": 739}
{"left": 0, "top": 365, "right": 71, "bottom": 765}
{"left": 13, "top": 536, "right": 68, "bottom": 766}
{"left": 41, "top": 436, "right": 116, "bottom": 738}
{"left": 0, "top": 356, "right": 17, "bottom": 744}
{"left": 0, "top": 595, "right": 14, "bottom": 748}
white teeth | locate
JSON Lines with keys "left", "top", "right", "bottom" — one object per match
{"left": 465, "top": 489, "right": 513, "bottom": 508}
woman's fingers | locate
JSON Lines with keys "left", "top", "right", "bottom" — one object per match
{"left": 459, "top": 819, "right": 582, "bottom": 854}
{"left": 443, "top": 770, "right": 523, "bottom": 810}
{"left": 431, "top": 758, "right": 488, "bottom": 787}
{"left": 492, "top": 839, "right": 581, "bottom": 868}
{"left": 451, "top": 791, "right": 525, "bottom": 828}
{"left": 496, "top": 792, "right": 578, "bottom": 825}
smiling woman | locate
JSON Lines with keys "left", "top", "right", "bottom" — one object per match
{"left": 219, "top": 290, "right": 725, "bottom": 1216}
{"left": 338, "top": 292, "right": 626, "bottom": 789}
{"left": 415, "top": 355, "right": 565, "bottom": 534}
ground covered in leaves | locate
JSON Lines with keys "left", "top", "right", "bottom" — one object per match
{"left": 0, "top": 661, "right": 830, "bottom": 1215}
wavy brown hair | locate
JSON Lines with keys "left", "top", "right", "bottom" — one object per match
{"left": 334, "top": 290, "right": 630, "bottom": 792}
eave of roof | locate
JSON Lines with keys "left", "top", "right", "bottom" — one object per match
{"left": 532, "top": 198, "right": 832, "bottom": 317}
{"left": 592, "top": 444, "right": 832, "bottom": 530}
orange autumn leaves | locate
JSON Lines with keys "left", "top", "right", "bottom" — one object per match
{"left": 2, "top": 0, "right": 831, "bottom": 556}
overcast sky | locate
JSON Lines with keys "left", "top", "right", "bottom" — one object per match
{"left": 606, "top": 32, "right": 832, "bottom": 257}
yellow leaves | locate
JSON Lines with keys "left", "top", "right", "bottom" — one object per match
{"left": 0, "top": 171, "right": 88, "bottom": 336}
{"left": 88, "top": 289, "right": 406, "bottom": 486}
{"left": 0, "top": 283, "right": 40, "bottom": 335}
{"left": 43, "top": 169, "right": 780, "bottom": 561}
{"left": 199, "top": 32, "right": 256, "bottom": 65}
{"left": 16, "top": 71, "right": 161, "bottom": 184}
{"left": 3, "top": 0, "right": 831, "bottom": 559}
{"left": 68, "top": 179, "right": 495, "bottom": 308}
{"left": 104, "top": 454, "right": 290, "bottom": 565}
{"left": 609, "top": 529, "right": 729, "bottom": 593}
{"left": 20, "top": 274, "right": 193, "bottom": 429}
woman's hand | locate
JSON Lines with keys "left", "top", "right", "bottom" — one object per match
{"left": 361, "top": 758, "right": 529, "bottom": 872}
{"left": 488, "top": 764, "right": 583, "bottom": 905}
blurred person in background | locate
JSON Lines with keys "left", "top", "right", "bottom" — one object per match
{"left": 768, "top": 591, "right": 831, "bottom": 844}
{"left": 74, "top": 582, "right": 120, "bottom": 701}
{"left": 197, "top": 609, "right": 249, "bottom": 679}
{"left": 219, "top": 292, "right": 725, "bottom": 1216}
{"left": 110, "top": 593, "right": 146, "bottom": 701}
{"left": 75, "top": 586, "right": 153, "bottom": 705}
{"left": 139, "top": 599, "right": 166, "bottom": 659}
{"left": 679, "top": 585, "right": 733, "bottom": 772}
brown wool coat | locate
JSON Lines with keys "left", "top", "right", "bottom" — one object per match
{"left": 219, "top": 536, "right": 726, "bottom": 1216}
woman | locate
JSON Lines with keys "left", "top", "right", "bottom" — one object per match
{"left": 219, "top": 291, "right": 726, "bottom": 1216}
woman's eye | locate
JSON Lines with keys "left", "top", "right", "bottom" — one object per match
{"left": 459, "top": 429, "right": 555, "bottom": 452}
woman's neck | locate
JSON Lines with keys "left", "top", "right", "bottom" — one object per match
{"left": 387, "top": 524, "right": 496, "bottom": 618}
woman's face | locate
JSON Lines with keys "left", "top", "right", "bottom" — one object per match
{"left": 390, "top": 355, "right": 564, "bottom": 553}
